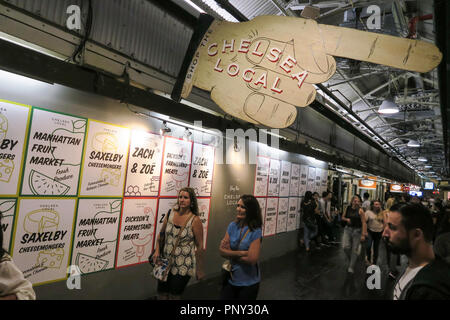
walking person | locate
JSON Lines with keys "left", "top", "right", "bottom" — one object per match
{"left": 383, "top": 203, "right": 450, "bottom": 299}
{"left": 362, "top": 192, "right": 371, "bottom": 212}
{"left": 341, "top": 195, "right": 368, "bottom": 292}
{"left": 365, "top": 200, "right": 384, "bottom": 265}
{"left": 301, "top": 191, "right": 320, "bottom": 253}
{"left": 219, "top": 195, "right": 263, "bottom": 300}
{"left": 152, "top": 187, "right": 205, "bottom": 300}
{"left": 319, "top": 191, "right": 334, "bottom": 243}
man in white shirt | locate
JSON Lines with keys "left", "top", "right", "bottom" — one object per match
{"left": 383, "top": 203, "right": 450, "bottom": 300}
{"left": 362, "top": 192, "right": 371, "bottom": 212}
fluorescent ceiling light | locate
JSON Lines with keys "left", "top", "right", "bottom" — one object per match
{"left": 199, "top": 0, "right": 239, "bottom": 22}
{"left": 407, "top": 139, "right": 420, "bottom": 147}
{"left": 182, "top": 0, "right": 206, "bottom": 13}
{"left": 378, "top": 98, "right": 399, "bottom": 114}
{"left": 418, "top": 157, "right": 427, "bottom": 162}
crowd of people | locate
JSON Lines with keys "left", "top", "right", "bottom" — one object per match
{"left": 300, "top": 190, "right": 450, "bottom": 299}
{"left": 1, "top": 186, "right": 449, "bottom": 300}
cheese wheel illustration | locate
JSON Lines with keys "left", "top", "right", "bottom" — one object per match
{"left": 37, "top": 248, "right": 64, "bottom": 269}
{"left": 24, "top": 209, "right": 59, "bottom": 233}
{"left": 92, "top": 132, "right": 118, "bottom": 153}
{"left": 0, "top": 113, "right": 8, "bottom": 142}
{"left": 0, "top": 158, "right": 14, "bottom": 183}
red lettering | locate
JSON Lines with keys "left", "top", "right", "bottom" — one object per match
{"left": 254, "top": 72, "right": 268, "bottom": 88}
{"left": 238, "top": 39, "right": 251, "bottom": 53}
{"left": 227, "top": 63, "right": 239, "bottom": 77}
{"left": 267, "top": 47, "right": 282, "bottom": 63}
{"left": 243, "top": 68, "right": 255, "bottom": 82}
{"left": 291, "top": 71, "right": 308, "bottom": 88}
{"left": 271, "top": 77, "right": 283, "bottom": 94}
{"left": 208, "top": 43, "right": 218, "bottom": 56}
{"left": 214, "top": 58, "right": 223, "bottom": 72}
{"left": 222, "top": 39, "right": 235, "bottom": 53}
{"left": 252, "top": 41, "right": 264, "bottom": 57}
{"left": 280, "top": 56, "right": 297, "bottom": 73}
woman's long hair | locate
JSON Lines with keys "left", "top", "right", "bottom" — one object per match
{"left": 174, "top": 187, "right": 199, "bottom": 215}
{"left": 239, "top": 195, "right": 262, "bottom": 231}
{"left": 303, "top": 191, "right": 313, "bottom": 203}
{"left": 370, "top": 200, "right": 384, "bottom": 222}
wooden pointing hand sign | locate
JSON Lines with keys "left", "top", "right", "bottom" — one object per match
{"left": 172, "top": 15, "right": 442, "bottom": 129}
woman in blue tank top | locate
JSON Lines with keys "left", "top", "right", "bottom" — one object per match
{"left": 219, "top": 195, "right": 263, "bottom": 300}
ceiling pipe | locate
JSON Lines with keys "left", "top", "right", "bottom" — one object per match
{"left": 317, "top": 83, "right": 411, "bottom": 164}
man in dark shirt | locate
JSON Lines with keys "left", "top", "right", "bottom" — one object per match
{"left": 383, "top": 203, "right": 450, "bottom": 299}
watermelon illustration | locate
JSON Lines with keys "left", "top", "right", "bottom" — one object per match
{"left": 75, "top": 253, "right": 109, "bottom": 274}
{"left": 29, "top": 169, "right": 70, "bottom": 196}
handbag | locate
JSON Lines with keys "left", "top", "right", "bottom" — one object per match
{"left": 221, "top": 228, "right": 250, "bottom": 285}
{"left": 151, "top": 212, "right": 194, "bottom": 282}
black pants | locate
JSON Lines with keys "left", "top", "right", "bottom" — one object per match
{"left": 366, "top": 230, "right": 382, "bottom": 264}
{"left": 220, "top": 282, "right": 260, "bottom": 300}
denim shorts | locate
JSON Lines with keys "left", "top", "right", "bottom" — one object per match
{"left": 157, "top": 272, "right": 191, "bottom": 296}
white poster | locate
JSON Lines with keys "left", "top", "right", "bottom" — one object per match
{"left": 12, "top": 198, "right": 76, "bottom": 285}
{"left": 287, "top": 197, "right": 298, "bottom": 232}
{"left": 71, "top": 198, "right": 122, "bottom": 275}
{"left": 0, "top": 199, "right": 17, "bottom": 251}
{"left": 264, "top": 198, "right": 278, "bottom": 237}
{"left": 154, "top": 198, "right": 178, "bottom": 250}
{"left": 299, "top": 165, "right": 308, "bottom": 197}
{"left": 125, "top": 130, "right": 163, "bottom": 197}
{"left": 160, "top": 137, "right": 192, "bottom": 197}
{"left": 116, "top": 198, "right": 157, "bottom": 268}
{"left": 79, "top": 120, "right": 130, "bottom": 197}
{"left": 315, "top": 168, "right": 322, "bottom": 194}
{"left": 297, "top": 198, "right": 302, "bottom": 229}
{"left": 268, "top": 159, "right": 280, "bottom": 197}
{"left": 279, "top": 161, "right": 291, "bottom": 197}
{"left": 276, "top": 198, "right": 289, "bottom": 234}
{"left": 256, "top": 197, "right": 267, "bottom": 235}
{"left": 0, "top": 100, "right": 30, "bottom": 196}
{"left": 321, "top": 169, "right": 328, "bottom": 193}
{"left": 197, "top": 198, "right": 211, "bottom": 249}
{"left": 254, "top": 156, "right": 270, "bottom": 197}
{"left": 307, "top": 167, "right": 316, "bottom": 192}
{"left": 289, "top": 163, "right": 300, "bottom": 197}
{"left": 22, "top": 108, "right": 86, "bottom": 196}
{"left": 189, "top": 143, "right": 215, "bottom": 197}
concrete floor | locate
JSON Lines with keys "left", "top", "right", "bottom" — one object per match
{"left": 183, "top": 229, "right": 399, "bottom": 300}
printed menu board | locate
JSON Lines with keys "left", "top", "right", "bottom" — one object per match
{"left": 116, "top": 198, "right": 157, "bottom": 268}
{"left": 189, "top": 143, "right": 215, "bottom": 197}
{"left": 279, "top": 161, "right": 291, "bottom": 197}
{"left": 289, "top": 163, "right": 300, "bottom": 197}
{"left": 276, "top": 197, "right": 289, "bottom": 234}
{"left": 21, "top": 108, "right": 86, "bottom": 196}
{"left": 263, "top": 197, "right": 278, "bottom": 237}
{"left": 268, "top": 159, "right": 280, "bottom": 197}
{"left": 299, "top": 165, "right": 308, "bottom": 196}
{"left": 125, "top": 130, "right": 163, "bottom": 197}
{"left": 12, "top": 198, "right": 76, "bottom": 285}
{"left": 154, "top": 198, "right": 178, "bottom": 250}
{"left": 79, "top": 120, "right": 130, "bottom": 197}
{"left": 307, "top": 167, "right": 316, "bottom": 191}
{"left": 160, "top": 137, "right": 192, "bottom": 197}
{"left": 256, "top": 197, "right": 267, "bottom": 235}
{"left": 197, "top": 198, "right": 211, "bottom": 249}
{"left": 254, "top": 156, "right": 269, "bottom": 197}
{"left": 0, "top": 199, "right": 17, "bottom": 251}
{"left": 287, "top": 197, "right": 298, "bottom": 232}
{"left": 0, "top": 100, "right": 31, "bottom": 196}
{"left": 71, "top": 198, "right": 121, "bottom": 275}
